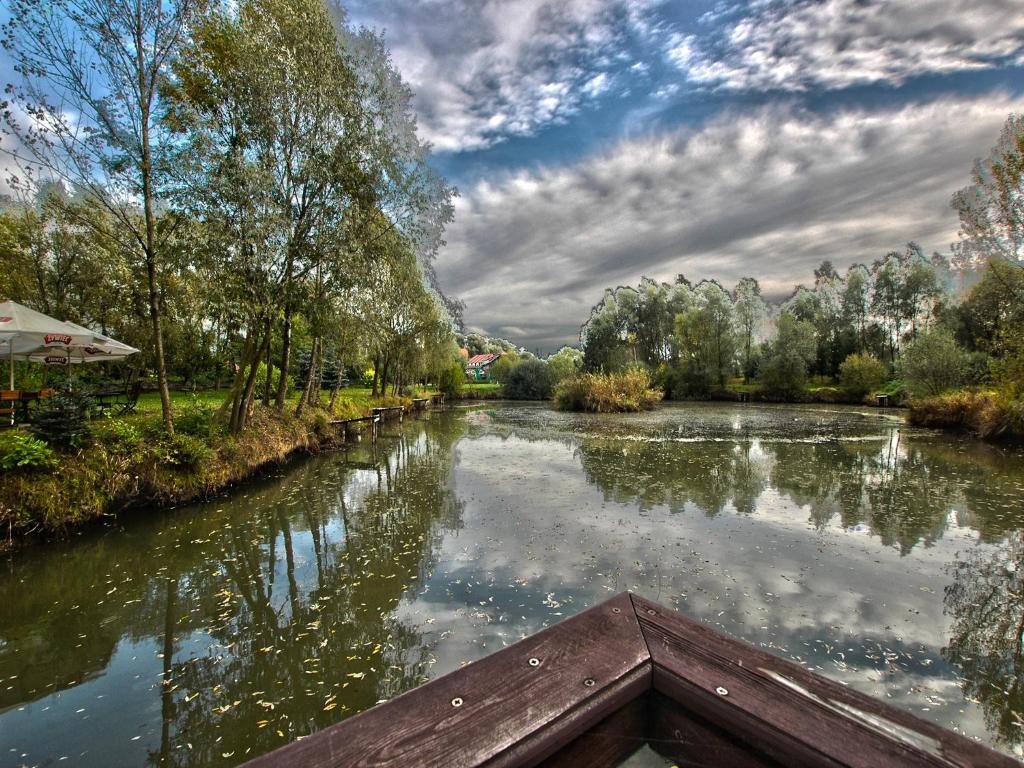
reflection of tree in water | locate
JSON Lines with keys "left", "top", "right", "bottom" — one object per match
{"left": 944, "top": 533, "right": 1024, "bottom": 749}
{"left": 157, "top": 415, "right": 466, "bottom": 766}
{"left": 575, "top": 430, "right": 1024, "bottom": 555}
{"left": 577, "top": 438, "right": 767, "bottom": 516}
{"left": 0, "top": 413, "right": 466, "bottom": 768}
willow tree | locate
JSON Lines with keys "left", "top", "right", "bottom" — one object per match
{"left": 952, "top": 113, "right": 1024, "bottom": 268}
{"left": 1, "top": 0, "right": 196, "bottom": 432}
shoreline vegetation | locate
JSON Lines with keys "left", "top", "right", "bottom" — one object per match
{"left": 2, "top": 380, "right": 1019, "bottom": 552}
{"left": 0, "top": 389, "right": 412, "bottom": 550}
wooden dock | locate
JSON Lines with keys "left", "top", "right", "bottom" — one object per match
{"left": 241, "top": 592, "right": 1014, "bottom": 768}
{"left": 329, "top": 413, "right": 381, "bottom": 441}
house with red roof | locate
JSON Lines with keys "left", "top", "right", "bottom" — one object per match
{"left": 465, "top": 352, "right": 501, "bottom": 381}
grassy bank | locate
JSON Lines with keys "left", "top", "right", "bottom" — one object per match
{"left": 908, "top": 390, "right": 1024, "bottom": 441}
{"left": 451, "top": 382, "right": 505, "bottom": 399}
{"left": 0, "top": 388, "right": 412, "bottom": 546}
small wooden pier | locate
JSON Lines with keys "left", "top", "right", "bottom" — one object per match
{"left": 331, "top": 395, "right": 446, "bottom": 443}
{"left": 329, "top": 413, "right": 382, "bottom": 442}
{"left": 241, "top": 592, "right": 1013, "bottom": 768}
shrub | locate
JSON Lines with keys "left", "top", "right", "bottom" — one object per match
{"left": 175, "top": 396, "right": 220, "bottom": 438}
{"left": 838, "top": 353, "right": 887, "bottom": 400}
{"left": 438, "top": 362, "right": 465, "bottom": 397}
{"left": 554, "top": 369, "right": 662, "bottom": 412}
{"left": 488, "top": 355, "right": 515, "bottom": 384}
{"left": 96, "top": 419, "right": 143, "bottom": 452}
{"left": 504, "top": 359, "right": 553, "bottom": 400}
{"left": 908, "top": 391, "right": 1024, "bottom": 440}
{"left": 154, "top": 433, "right": 211, "bottom": 471}
{"left": 0, "top": 433, "right": 57, "bottom": 472}
{"left": 899, "top": 327, "right": 970, "bottom": 398}
{"left": 30, "top": 390, "right": 92, "bottom": 448}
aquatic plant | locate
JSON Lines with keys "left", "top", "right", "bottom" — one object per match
{"left": 553, "top": 369, "right": 662, "bottom": 413}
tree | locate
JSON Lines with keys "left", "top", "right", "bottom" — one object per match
{"left": 546, "top": 346, "right": 583, "bottom": 384}
{"left": 504, "top": 359, "right": 553, "bottom": 400}
{"left": 2, "top": 0, "right": 197, "bottom": 431}
{"left": 899, "top": 327, "right": 970, "bottom": 398}
{"left": 842, "top": 264, "right": 874, "bottom": 353}
{"left": 952, "top": 113, "right": 1024, "bottom": 267}
{"left": 759, "top": 312, "right": 816, "bottom": 398}
{"left": 581, "top": 289, "right": 630, "bottom": 372}
{"left": 675, "top": 280, "right": 736, "bottom": 390}
{"left": 733, "top": 277, "right": 766, "bottom": 381}
{"left": 488, "top": 353, "right": 518, "bottom": 384}
{"left": 838, "top": 353, "right": 886, "bottom": 401}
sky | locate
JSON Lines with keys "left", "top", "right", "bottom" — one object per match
{"left": 346, "top": 0, "right": 1024, "bottom": 353}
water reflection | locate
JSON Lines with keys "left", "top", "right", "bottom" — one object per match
{"left": 0, "top": 414, "right": 466, "bottom": 766}
{"left": 1, "top": 403, "right": 1023, "bottom": 765}
{"left": 944, "top": 532, "right": 1024, "bottom": 747}
{"left": 571, "top": 415, "right": 1024, "bottom": 555}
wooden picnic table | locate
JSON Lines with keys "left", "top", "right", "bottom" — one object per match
{"left": 0, "top": 389, "right": 55, "bottom": 426}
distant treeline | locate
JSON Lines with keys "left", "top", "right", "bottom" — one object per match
{"left": 577, "top": 113, "right": 1024, "bottom": 407}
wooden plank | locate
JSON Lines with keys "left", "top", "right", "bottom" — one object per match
{"left": 647, "top": 691, "right": 780, "bottom": 768}
{"left": 488, "top": 665, "right": 649, "bottom": 768}
{"left": 631, "top": 594, "right": 1018, "bottom": 768}
{"left": 241, "top": 592, "right": 650, "bottom": 768}
{"left": 538, "top": 694, "right": 648, "bottom": 768}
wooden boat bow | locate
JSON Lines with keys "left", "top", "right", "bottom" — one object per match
{"left": 242, "top": 592, "right": 1019, "bottom": 767}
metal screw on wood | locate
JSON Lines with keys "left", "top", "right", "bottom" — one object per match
{"left": 715, "top": 686, "right": 729, "bottom": 696}
{"left": 583, "top": 678, "right": 595, "bottom": 687}
{"left": 646, "top": 609, "right": 657, "bottom": 616}
{"left": 451, "top": 697, "right": 464, "bottom": 707}
{"left": 528, "top": 657, "right": 540, "bottom": 667}
{"left": 611, "top": 607, "right": 621, "bottom": 614}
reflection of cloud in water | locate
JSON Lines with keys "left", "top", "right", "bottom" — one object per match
{"left": 395, "top": 404, "right": 1024, "bottom": 757}
{"left": 2, "top": 403, "right": 1023, "bottom": 764}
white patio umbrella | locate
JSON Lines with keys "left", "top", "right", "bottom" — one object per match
{"left": 0, "top": 301, "right": 138, "bottom": 386}
{"left": 0, "top": 300, "right": 99, "bottom": 389}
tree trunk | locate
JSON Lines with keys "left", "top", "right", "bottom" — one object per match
{"left": 328, "top": 352, "right": 345, "bottom": 412}
{"left": 135, "top": 11, "right": 174, "bottom": 435}
{"left": 237, "top": 331, "right": 270, "bottom": 433}
{"left": 263, "top": 315, "right": 274, "bottom": 406}
{"left": 221, "top": 333, "right": 255, "bottom": 432}
{"left": 371, "top": 354, "right": 380, "bottom": 397}
{"left": 295, "top": 336, "right": 319, "bottom": 417}
{"left": 141, "top": 145, "right": 173, "bottom": 432}
{"left": 275, "top": 303, "right": 292, "bottom": 410}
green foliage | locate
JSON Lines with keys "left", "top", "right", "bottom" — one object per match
{"left": 487, "top": 354, "right": 516, "bottom": 383}
{"left": 554, "top": 369, "right": 663, "bottom": 413}
{"left": 674, "top": 281, "right": 737, "bottom": 390}
{"left": 909, "top": 391, "right": 1024, "bottom": 440}
{"left": 154, "top": 433, "right": 212, "bottom": 471}
{"left": 503, "top": 359, "right": 553, "bottom": 400}
{"left": 0, "top": 433, "right": 57, "bottom": 472}
{"left": 175, "top": 395, "right": 221, "bottom": 438}
{"left": 759, "top": 313, "right": 817, "bottom": 399}
{"left": 838, "top": 353, "right": 887, "bottom": 400}
{"left": 96, "top": 419, "right": 143, "bottom": 453}
{"left": 437, "top": 362, "right": 465, "bottom": 397}
{"left": 546, "top": 346, "right": 584, "bottom": 384}
{"left": 30, "top": 391, "right": 92, "bottom": 448}
{"left": 899, "top": 327, "right": 971, "bottom": 398}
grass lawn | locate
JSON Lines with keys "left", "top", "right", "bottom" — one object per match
{"left": 135, "top": 385, "right": 420, "bottom": 414}
{"left": 463, "top": 382, "right": 502, "bottom": 392}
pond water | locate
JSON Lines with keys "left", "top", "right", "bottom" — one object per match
{"left": 2, "top": 402, "right": 1024, "bottom": 766}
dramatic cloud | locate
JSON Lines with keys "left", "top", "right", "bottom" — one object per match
{"left": 347, "top": 0, "right": 660, "bottom": 151}
{"left": 438, "top": 94, "right": 1022, "bottom": 351}
{"left": 670, "top": 0, "right": 1024, "bottom": 92}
